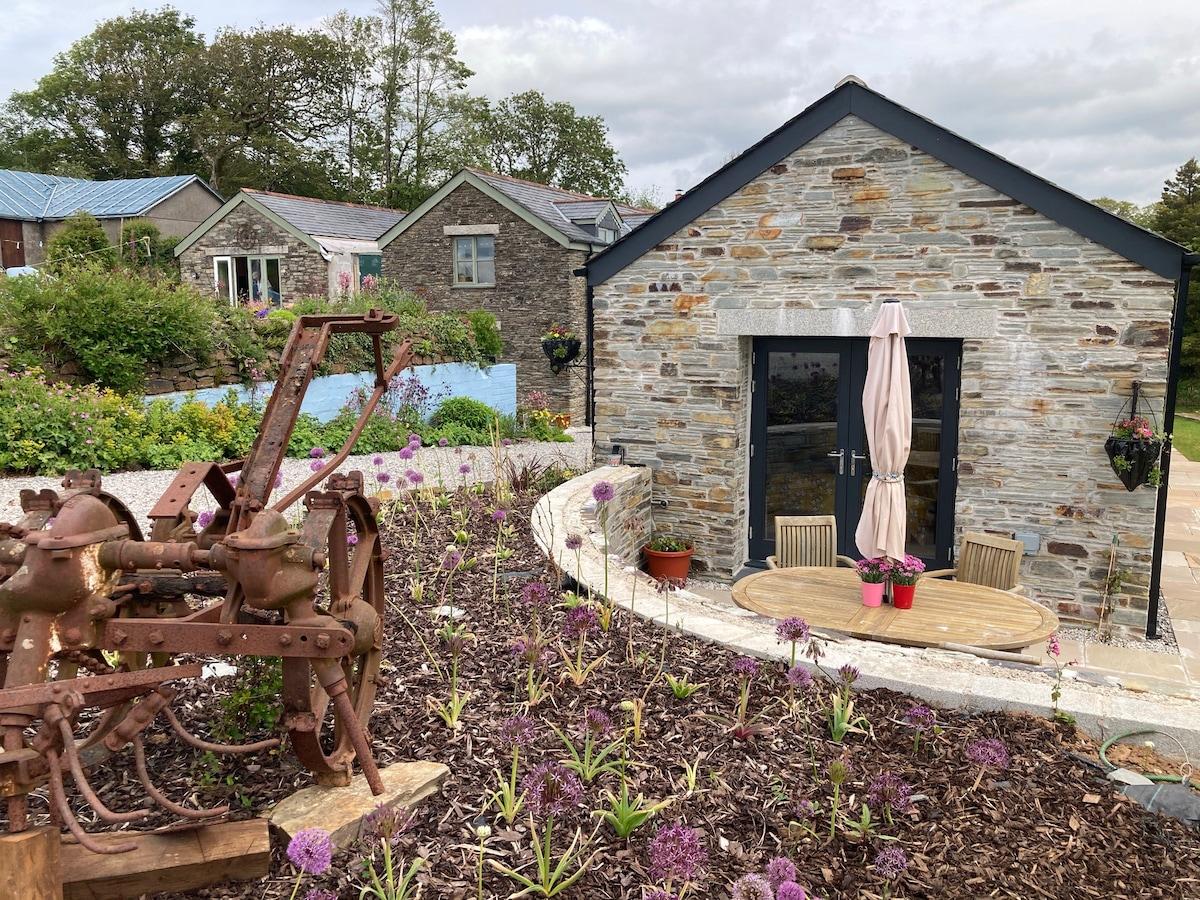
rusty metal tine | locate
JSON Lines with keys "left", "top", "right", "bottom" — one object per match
{"left": 272, "top": 340, "right": 415, "bottom": 513}
{"left": 132, "top": 735, "right": 229, "bottom": 819}
{"left": 56, "top": 719, "right": 149, "bottom": 824}
{"left": 46, "top": 749, "right": 137, "bottom": 854}
{"left": 160, "top": 704, "right": 281, "bottom": 754}
{"left": 327, "top": 679, "right": 384, "bottom": 795}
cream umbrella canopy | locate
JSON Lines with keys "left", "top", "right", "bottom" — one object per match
{"left": 854, "top": 299, "right": 913, "bottom": 562}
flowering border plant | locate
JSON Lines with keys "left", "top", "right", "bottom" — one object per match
{"left": 854, "top": 556, "right": 890, "bottom": 584}
{"left": 888, "top": 554, "right": 925, "bottom": 586}
{"left": 542, "top": 323, "right": 577, "bottom": 342}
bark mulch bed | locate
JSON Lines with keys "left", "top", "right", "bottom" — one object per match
{"left": 27, "top": 479, "right": 1200, "bottom": 898}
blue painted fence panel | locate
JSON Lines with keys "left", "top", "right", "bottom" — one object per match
{"left": 151, "top": 363, "right": 516, "bottom": 424}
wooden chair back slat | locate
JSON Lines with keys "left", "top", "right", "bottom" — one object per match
{"left": 956, "top": 532, "right": 1023, "bottom": 591}
{"left": 773, "top": 515, "right": 838, "bottom": 568}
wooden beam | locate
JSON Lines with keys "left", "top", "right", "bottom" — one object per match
{"left": 61, "top": 820, "right": 270, "bottom": 900}
{"left": 1, "top": 826, "right": 63, "bottom": 900}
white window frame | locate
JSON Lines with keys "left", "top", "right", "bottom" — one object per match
{"left": 453, "top": 235, "right": 495, "bottom": 286}
{"left": 212, "top": 254, "right": 281, "bottom": 306}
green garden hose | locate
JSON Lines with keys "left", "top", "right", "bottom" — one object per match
{"left": 1099, "top": 728, "right": 1200, "bottom": 792}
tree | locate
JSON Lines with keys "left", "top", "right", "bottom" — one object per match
{"left": 6, "top": 8, "right": 205, "bottom": 179}
{"left": 1150, "top": 159, "right": 1200, "bottom": 374}
{"left": 473, "top": 91, "right": 627, "bottom": 198}
{"left": 323, "top": 11, "right": 381, "bottom": 203}
{"left": 1092, "top": 197, "right": 1159, "bottom": 231}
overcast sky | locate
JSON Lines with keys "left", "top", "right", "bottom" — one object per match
{"left": 4, "top": 0, "right": 1197, "bottom": 206}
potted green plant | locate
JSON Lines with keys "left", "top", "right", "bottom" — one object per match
{"left": 887, "top": 554, "right": 925, "bottom": 610}
{"left": 1104, "top": 415, "right": 1164, "bottom": 491}
{"left": 643, "top": 533, "right": 694, "bottom": 584}
{"left": 541, "top": 324, "right": 582, "bottom": 374}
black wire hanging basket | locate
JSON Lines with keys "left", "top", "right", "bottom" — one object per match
{"left": 1104, "top": 381, "right": 1164, "bottom": 492}
{"left": 541, "top": 335, "right": 582, "bottom": 375}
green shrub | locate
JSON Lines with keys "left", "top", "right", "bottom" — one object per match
{"left": 466, "top": 309, "right": 504, "bottom": 361}
{"left": 425, "top": 422, "right": 492, "bottom": 447}
{"left": 432, "top": 396, "right": 498, "bottom": 431}
{"left": 118, "top": 219, "right": 177, "bottom": 277}
{"left": 44, "top": 212, "right": 117, "bottom": 273}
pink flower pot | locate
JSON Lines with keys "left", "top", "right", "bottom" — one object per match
{"left": 861, "top": 581, "right": 885, "bottom": 607}
{"left": 892, "top": 583, "right": 916, "bottom": 610}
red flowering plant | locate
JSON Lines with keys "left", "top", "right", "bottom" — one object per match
{"left": 541, "top": 323, "right": 577, "bottom": 342}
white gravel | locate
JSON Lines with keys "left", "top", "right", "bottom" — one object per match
{"left": 0, "top": 429, "right": 594, "bottom": 530}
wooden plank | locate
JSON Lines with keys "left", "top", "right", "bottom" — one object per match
{"left": 61, "top": 819, "right": 270, "bottom": 900}
{"left": 1, "top": 826, "right": 63, "bottom": 900}
{"left": 731, "top": 567, "right": 1059, "bottom": 651}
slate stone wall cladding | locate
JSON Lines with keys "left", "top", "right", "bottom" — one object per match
{"left": 177, "top": 205, "right": 328, "bottom": 302}
{"left": 382, "top": 183, "right": 589, "bottom": 422}
{"left": 591, "top": 116, "right": 1176, "bottom": 631}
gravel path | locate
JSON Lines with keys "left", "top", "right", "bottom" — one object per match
{"left": 0, "top": 428, "right": 594, "bottom": 529}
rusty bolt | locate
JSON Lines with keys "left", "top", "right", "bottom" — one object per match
{"left": 316, "top": 633, "right": 331, "bottom": 650}
{"left": 217, "top": 629, "right": 233, "bottom": 646}
{"left": 62, "top": 628, "right": 82, "bottom": 645}
{"left": 312, "top": 552, "right": 327, "bottom": 569}
{"left": 278, "top": 633, "right": 292, "bottom": 646}
{"left": 148, "top": 630, "right": 164, "bottom": 645}
{"left": 111, "top": 629, "right": 127, "bottom": 645}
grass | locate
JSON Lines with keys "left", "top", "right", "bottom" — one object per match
{"left": 1173, "top": 417, "right": 1200, "bottom": 461}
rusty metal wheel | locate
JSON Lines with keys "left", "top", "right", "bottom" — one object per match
{"left": 281, "top": 488, "right": 386, "bottom": 787}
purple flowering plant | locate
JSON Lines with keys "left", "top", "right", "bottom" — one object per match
{"left": 552, "top": 707, "right": 624, "bottom": 783}
{"left": 888, "top": 554, "right": 926, "bottom": 586}
{"left": 854, "top": 556, "right": 890, "bottom": 584}
{"left": 489, "top": 715, "right": 537, "bottom": 825}
{"left": 558, "top": 604, "right": 608, "bottom": 687}
{"left": 1044, "top": 633, "right": 1078, "bottom": 725}
{"left": 358, "top": 804, "right": 424, "bottom": 900}
{"left": 776, "top": 617, "right": 810, "bottom": 667}
{"left": 903, "top": 705, "right": 938, "bottom": 754}
{"left": 648, "top": 823, "right": 707, "bottom": 895}
{"left": 285, "top": 828, "right": 334, "bottom": 900}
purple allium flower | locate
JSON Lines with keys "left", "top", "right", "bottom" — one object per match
{"left": 443, "top": 549, "right": 462, "bottom": 569}
{"left": 303, "top": 890, "right": 337, "bottom": 900}
{"left": 729, "top": 873, "right": 773, "bottom": 900}
{"left": 408, "top": 471, "right": 424, "bottom": 486}
{"left": 643, "top": 891, "right": 678, "bottom": 900}
{"left": 373, "top": 456, "right": 384, "bottom": 466}
{"left": 582, "top": 707, "right": 613, "bottom": 739}
{"left": 255, "top": 307, "right": 269, "bottom": 319}
{"left": 766, "top": 856, "right": 798, "bottom": 890}
{"left": 362, "top": 803, "right": 415, "bottom": 841}
{"left": 565, "top": 533, "right": 583, "bottom": 551}
{"left": 286, "top": 828, "right": 333, "bottom": 875}
{"left": 347, "top": 534, "right": 359, "bottom": 546}
{"left": 792, "top": 798, "right": 818, "bottom": 820}
{"left": 310, "top": 459, "right": 326, "bottom": 473}
{"left": 492, "top": 508, "right": 507, "bottom": 521}
{"left": 502, "top": 438, "right": 513, "bottom": 447}
{"left": 398, "top": 446, "right": 414, "bottom": 460}
{"left": 837, "top": 664, "right": 859, "bottom": 685}
{"left": 776, "top": 617, "right": 810, "bottom": 645}
{"left": 408, "top": 433, "right": 421, "bottom": 445}
{"left": 459, "top": 463, "right": 471, "bottom": 474}
{"left": 376, "top": 471, "right": 391, "bottom": 483}
{"left": 776, "top": 883, "right": 807, "bottom": 900}
{"left": 274, "top": 470, "right": 283, "bottom": 488}
{"left": 228, "top": 473, "right": 239, "bottom": 486}
{"left": 438, "top": 437, "right": 449, "bottom": 447}
{"left": 521, "top": 581, "right": 550, "bottom": 607}
{"left": 309, "top": 446, "right": 326, "bottom": 459}
{"left": 874, "top": 846, "right": 908, "bottom": 880}
{"left": 196, "top": 510, "right": 214, "bottom": 528}
{"left": 648, "top": 823, "right": 707, "bottom": 885}
{"left": 563, "top": 605, "right": 599, "bottom": 639}
{"left": 903, "top": 705, "right": 936, "bottom": 732}
{"left": 522, "top": 762, "right": 583, "bottom": 819}
{"left": 732, "top": 656, "right": 759, "bottom": 679}
{"left": 867, "top": 773, "right": 913, "bottom": 811}
{"left": 591, "top": 480, "right": 615, "bottom": 503}
{"left": 786, "top": 665, "right": 812, "bottom": 689}
{"left": 966, "top": 738, "right": 1010, "bottom": 770}
{"left": 499, "top": 715, "right": 537, "bottom": 749}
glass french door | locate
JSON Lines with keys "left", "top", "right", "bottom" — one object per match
{"left": 748, "top": 338, "right": 961, "bottom": 568}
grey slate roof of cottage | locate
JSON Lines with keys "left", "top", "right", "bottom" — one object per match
{"left": 586, "top": 80, "right": 1190, "bottom": 284}
{"left": 468, "top": 170, "right": 608, "bottom": 244}
{"left": 244, "top": 190, "right": 405, "bottom": 241}
{"left": 0, "top": 170, "right": 218, "bottom": 222}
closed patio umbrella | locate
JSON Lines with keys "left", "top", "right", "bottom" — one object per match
{"left": 854, "top": 299, "right": 912, "bottom": 562}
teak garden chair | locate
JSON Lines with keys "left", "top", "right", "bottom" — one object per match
{"left": 766, "top": 515, "right": 857, "bottom": 569}
{"left": 923, "top": 532, "right": 1025, "bottom": 593}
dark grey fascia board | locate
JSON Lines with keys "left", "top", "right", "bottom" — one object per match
{"left": 587, "top": 82, "right": 1187, "bottom": 285}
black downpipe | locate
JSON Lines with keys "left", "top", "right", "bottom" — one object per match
{"left": 572, "top": 261, "right": 595, "bottom": 430}
{"left": 1148, "top": 253, "right": 1199, "bottom": 638}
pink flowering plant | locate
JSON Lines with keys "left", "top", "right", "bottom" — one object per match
{"left": 854, "top": 556, "right": 890, "bottom": 584}
{"left": 888, "top": 554, "right": 926, "bottom": 586}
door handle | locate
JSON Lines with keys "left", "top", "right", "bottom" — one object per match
{"left": 827, "top": 448, "right": 844, "bottom": 475}
{"left": 850, "top": 450, "right": 867, "bottom": 477}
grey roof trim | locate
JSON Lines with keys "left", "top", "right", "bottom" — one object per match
{"left": 173, "top": 192, "right": 322, "bottom": 257}
{"left": 587, "top": 82, "right": 1187, "bottom": 284}
{"left": 377, "top": 169, "right": 594, "bottom": 251}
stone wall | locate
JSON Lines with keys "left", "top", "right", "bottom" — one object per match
{"left": 177, "top": 204, "right": 328, "bottom": 302}
{"left": 382, "top": 183, "right": 589, "bottom": 423}
{"left": 590, "top": 115, "right": 1176, "bottom": 632}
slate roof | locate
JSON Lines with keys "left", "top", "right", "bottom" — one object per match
{"left": 0, "top": 170, "right": 217, "bottom": 221}
{"left": 586, "top": 80, "right": 1190, "bottom": 284}
{"left": 243, "top": 190, "right": 405, "bottom": 241}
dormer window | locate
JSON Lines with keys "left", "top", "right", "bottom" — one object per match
{"left": 598, "top": 226, "right": 616, "bottom": 243}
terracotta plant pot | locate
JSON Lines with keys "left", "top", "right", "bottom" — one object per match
{"left": 644, "top": 546, "right": 693, "bottom": 585}
{"left": 861, "top": 581, "right": 885, "bottom": 607}
{"left": 551, "top": 412, "right": 571, "bottom": 429}
{"left": 891, "top": 583, "right": 916, "bottom": 609}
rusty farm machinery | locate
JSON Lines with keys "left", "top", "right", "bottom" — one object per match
{"left": 0, "top": 310, "right": 415, "bottom": 855}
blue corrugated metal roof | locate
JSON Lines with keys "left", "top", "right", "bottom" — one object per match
{"left": 0, "top": 170, "right": 212, "bottom": 221}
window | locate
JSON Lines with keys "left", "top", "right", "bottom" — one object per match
{"left": 598, "top": 226, "right": 616, "bottom": 243}
{"left": 212, "top": 256, "right": 281, "bottom": 306}
{"left": 453, "top": 236, "right": 495, "bottom": 285}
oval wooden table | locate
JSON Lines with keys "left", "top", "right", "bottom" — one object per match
{"left": 731, "top": 566, "right": 1058, "bottom": 651}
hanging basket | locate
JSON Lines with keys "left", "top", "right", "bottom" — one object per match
{"left": 1104, "top": 436, "right": 1162, "bottom": 491}
{"left": 542, "top": 337, "right": 582, "bottom": 374}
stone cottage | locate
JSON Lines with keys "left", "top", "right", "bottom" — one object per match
{"left": 379, "top": 168, "right": 653, "bottom": 425}
{"left": 0, "top": 170, "right": 221, "bottom": 269}
{"left": 175, "top": 190, "right": 405, "bottom": 305}
{"left": 584, "top": 77, "right": 1193, "bottom": 634}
